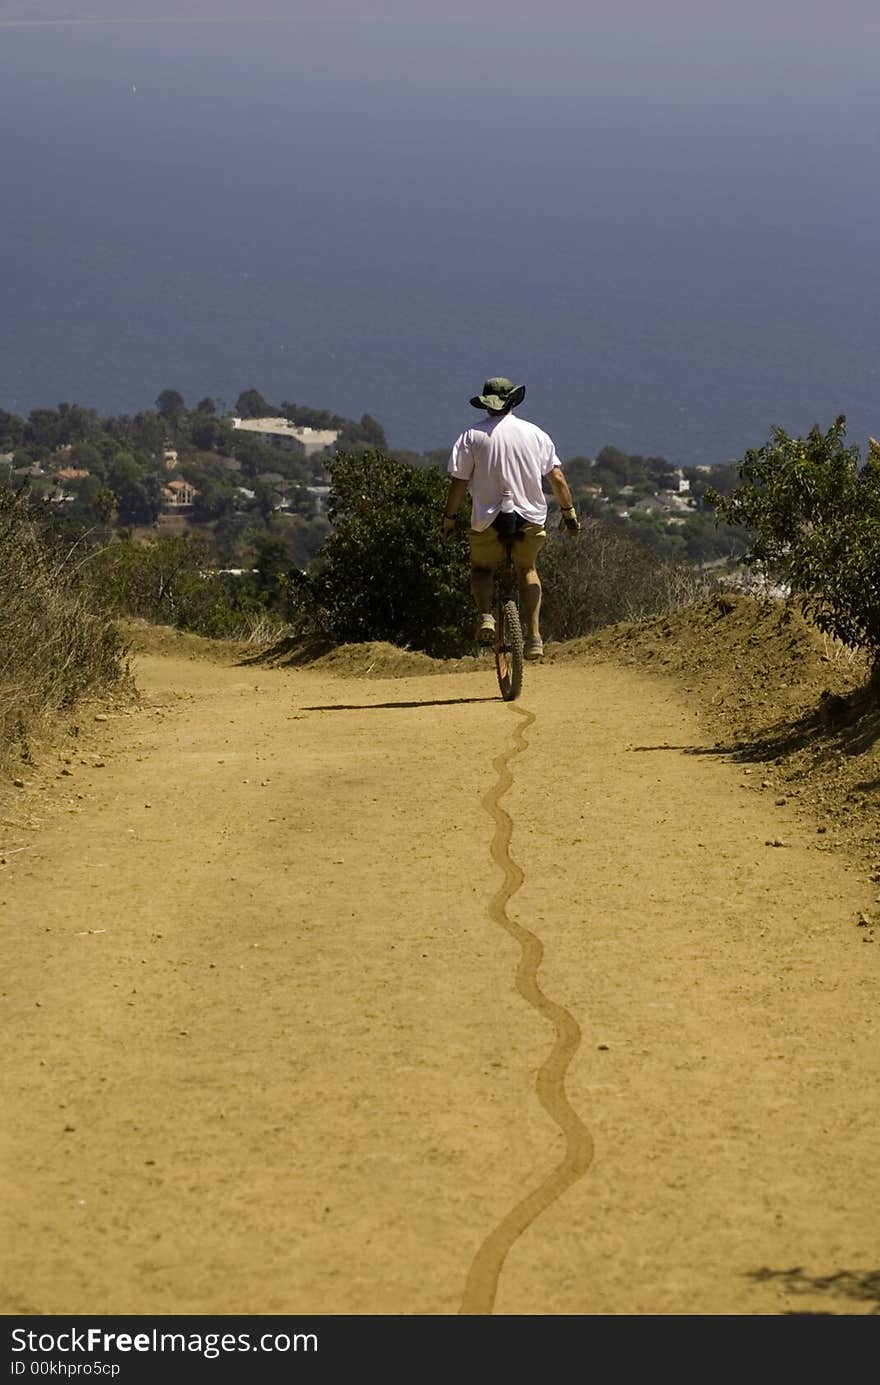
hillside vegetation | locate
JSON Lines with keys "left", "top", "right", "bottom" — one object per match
{"left": 0, "top": 491, "right": 128, "bottom": 765}
{"left": 7, "top": 400, "right": 880, "bottom": 876}
{"left": 1, "top": 387, "right": 746, "bottom": 581}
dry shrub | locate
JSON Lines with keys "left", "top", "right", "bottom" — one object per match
{"left": 86, "top": 535, "right": 286, "bottom": 642}
{"left": 540, "top": 521, "right": 716, "bottom": 641}
{"left": 0, "top": 491, "right": 128, "bottom": 759}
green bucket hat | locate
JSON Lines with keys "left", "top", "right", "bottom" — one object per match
{"left": 469, "top": 376, "right": 526, "bottom": 412}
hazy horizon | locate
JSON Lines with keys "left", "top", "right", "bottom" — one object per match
{"left": 2, "top": 1, "right": 878, "bottom": 23}
{"left": 1, "top": 3, "right": 878, "bottom": 462}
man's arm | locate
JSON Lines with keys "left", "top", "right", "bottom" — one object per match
{"left": 546, "top": 465, "right": 579, "bottom": 532}
{"left": 441, "top": 477, "right": 469, "bottom": 541}
{"left": 444, "top": 477, "right": 469, "bottom": 517}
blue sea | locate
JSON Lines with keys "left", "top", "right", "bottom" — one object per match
{"left": 1, "top": 10, "right": 878, "bottom": 465}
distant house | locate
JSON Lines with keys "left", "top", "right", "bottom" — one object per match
{"left": 659, "top": 467, "right": 690, "bottom": 494}
{"left": 162, "top": 478, "right": 198, "bottom": 509}
{"left": 13, "top": 463, "right": 45, "bottom": 478}
{"left": 634, "top": 493, "right": 693, "bottom": 519}
{"left": 306, "top": 484, "right": 331, "bottom": 514}
{"left": 163, "top": 448, "right": 179, "bottom": 470}
{"left": 231, "top": 416, "right": 339, "bottom": 458}
{"left": 633, "top": 496, "right": 672, "bottom": 516}
{"left": 665, "top": 492, "right": 695, "bottom": 511}
{"left": 55, "top": 467, "right": 90, "bottom": 481}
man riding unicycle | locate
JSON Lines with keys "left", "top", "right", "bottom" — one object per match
{"left": 441, "top": 376, "right": 579, "bottom": 660}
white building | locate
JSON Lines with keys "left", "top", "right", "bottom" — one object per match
{"left": 659, "top": 467, "right": 690, "bottom": 494}
{"left": 231, "top": 417, "right": 339, "bottom": 458}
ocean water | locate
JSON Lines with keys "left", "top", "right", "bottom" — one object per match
{"left": 1, "top": 12, "right": 878, "bottom": 464}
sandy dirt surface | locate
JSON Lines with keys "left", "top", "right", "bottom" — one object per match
{"left": 2, "top": 643, "right": 880, "bottom": 1316}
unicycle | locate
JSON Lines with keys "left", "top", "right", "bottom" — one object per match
{"left": 493, "top": 537, "right": 524, "bottom": 702}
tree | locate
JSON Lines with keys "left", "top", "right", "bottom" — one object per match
{"left": 0, "top": 409, "right": 23, "bottom": 451}
{"left": 252, "top": 478, "right": 279, "bottom": 525}
{"left": 156, "top": 389, "right": 186, "bottom": 422}
{"left": 24, "top": 408, "right": 62, "bottom": 454}
{"left": 700, "top": 462, "right": 740, "bottom": 499}
{"left": 191, "top": 477, "right": 236, "bottom": 523}
{"left": 131, "top": 411, "right": 168, "bottom": 456}
{"left": 561, "top": 456, "right": 595, "bottom": 489}
{"left": 299, "top": 450, "right": 473, "bottom": 656}
{"left": 107, "top": 452, "right": 162, "bottom": 526}
{"left": 235, "top": 388, "right": 272, "bottom": 419}
{"left": 232, "top": 433, "right": 306, "bottom": 482}
{"left": 593, "top": 445, "right": 637, "bottom": 489}
{"left": 356, "top": 414, "right": 387, "bottom": 448}
{"left": 66, "top": 442, "right": 104, "bottom": 474}
{"left": 89, "top": 533, "right": 216, "bottom": 629}
{"left": 190, "top": 414, "right": 230, "bottom": 452}
{"left": 254, "top": 533, "right": 300, "bottom": 613}
{"left": 281, "top": 400, "right": 337, "bottom": 430}
{"left": 682, "top": 512, "right": 746, "bottom": 565}
{"left": 628, "top": 510, "right": 687, "bottom": 561}
{"left": 92, "top": 485, "right": 117, "bottom": 526}
{"left": 709, "top": 418, "right": 880, "bottom": 667}
{"left": 336, "top": 413, "right": 389, "bottom": 451}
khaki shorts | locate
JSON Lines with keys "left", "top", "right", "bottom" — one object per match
{"left": 470, "top": 522, "right": 546, "bottom": 569}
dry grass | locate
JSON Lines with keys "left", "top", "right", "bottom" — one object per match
{"left": 0, "top": 492, "right": 130, "bottom": 765}
{"left": 540, "top": 523, "right": 716, "bottom": 641}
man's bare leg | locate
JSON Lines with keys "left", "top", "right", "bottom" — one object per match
{"left": 470, "top": 565, "right": 495, "bottom": 620}
{"left": 515, "top": 564, "right": 542, "bottom": 639}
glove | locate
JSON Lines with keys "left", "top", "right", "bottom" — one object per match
{"left": 559, "top": 506, "right": 580, "bottom": 534}
{"left": 441, "top": 515, "right": 457, "bottom": 543}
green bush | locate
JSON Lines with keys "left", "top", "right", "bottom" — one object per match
{"left": 295, "top": 451, "right": 473, "bottom": 657}
{"left": 86, "top": 534, "right": 278, "bottom": 640}
{"left": 287, "top": 452, "right": 707, "bottom": 655}
{"left": 709, "top": 419, "right": 880, "bottom": 664}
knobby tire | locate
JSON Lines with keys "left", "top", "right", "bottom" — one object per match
{"left": 495, "top": 598, "right": 524, "bottom": 702}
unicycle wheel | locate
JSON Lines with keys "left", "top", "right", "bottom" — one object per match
{"left": 495, "top": 599, "right": 524, "bottom": 701}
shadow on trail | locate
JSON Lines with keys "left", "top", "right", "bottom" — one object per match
{"left": 680, "top": 687, "right": 880, "bottom": 768}
{"left": 630, "top": 745, "right": 692, "bottom": 753}
{"left": 301, "top": 696, "right": 499, "bottom": 712}
{"left": 625, "top": 686, "right": 880, "bottom": 790}
{"left": 749, "top": 1265, "right": 880, "bottom": 1314}
{"left": 238, "top": 635, "right": 333, "bottom": 668}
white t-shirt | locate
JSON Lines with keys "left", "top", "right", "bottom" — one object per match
{"left": 447, "top": 412, "right": 561, "bottom": 531}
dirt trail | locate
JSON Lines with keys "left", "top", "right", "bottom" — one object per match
{"left": 2, "top": 651, "right": 879, "bottom": 1316}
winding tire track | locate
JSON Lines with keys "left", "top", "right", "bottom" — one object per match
{"left": 460, "top": 705, "right": 594, "bottom": 1316}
